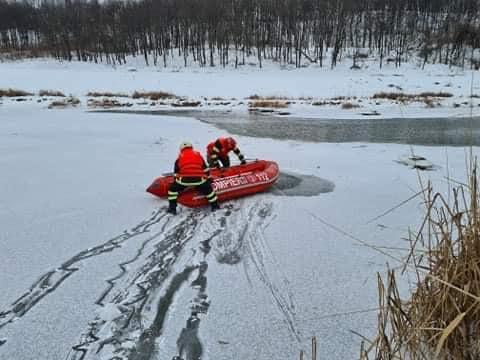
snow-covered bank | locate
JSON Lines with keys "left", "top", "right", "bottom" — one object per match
{"left": 1, "top": 57, "right": 480, "bottom": 119}
{"left": 1, "top": 104, "right": 478, "bottom": 359}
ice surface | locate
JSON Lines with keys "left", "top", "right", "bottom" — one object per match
{"left": 0, "top": 59, "right": 479, "bottom": 359}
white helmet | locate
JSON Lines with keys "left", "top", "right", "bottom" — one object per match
{"left": 179, "top": 141, "right": 193, "bottom": 151}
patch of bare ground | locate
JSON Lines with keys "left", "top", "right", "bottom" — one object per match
{"left": 423, "top": 98, "right": 442, "bottom": 108}
{"left": 332, "top": 95, "right": 357, "bottom": 101}
{"left": 312, "top": 100, "right": 342, "bottom": 106}
{"left": 132, "top": 91, "right": 177, "bottom": 100}
{"left": 208, "top": 97, "right": 233, "bottom": 105}
{"left": 0, "top": 88, "right": 34, "bottom": 97}
{"left": 39, "top": 90, "right": 65, "bottom": 97}
{"left": 48, "top": 97, "right": 80, "bottom": 109}
{"left": 87, "top": 91, "right": 129, "bottom": 98}
{"left": 341, "top": 102, "right": 361, "bottom": 109}
{"left": 87, "top": 98, "right": 133, "bottom": 108}
{"left": 215, "top": 101, "right": 232, "bottom": 106}
{"left": 171, "top": 101, "right": 201, "bottom": 107}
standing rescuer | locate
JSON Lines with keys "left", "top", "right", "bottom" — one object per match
{"left": 167, "top": 142, "right": 219, "bottom": 215}
{"left": 206, "top": 137, "right": 246, "bottom": 168}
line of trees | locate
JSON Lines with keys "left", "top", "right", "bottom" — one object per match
{"left": 1, "top": 0, "right": 480, "bottom": 69}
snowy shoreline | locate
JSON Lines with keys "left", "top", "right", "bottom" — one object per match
{"left": 1, "top": 57, "right": 479, "bottom": 120}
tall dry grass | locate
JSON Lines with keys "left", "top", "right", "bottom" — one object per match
{"left": 87, "top": 98, "right": 132, "bottom": 108}
{"left": 247, "top": 94, "right": 290, "bottom": 100}
{"left": 299, "top": 337, "right": 317, "bottom": 360}
{"left": 249, "top": 100, "right": 289, "bottom": 108}
{"left": 86, "top": 91, "right": 129, "bottom": 98}
{"left": 132, "top": 90, "right": 176, "bottom": 100}
{"left": 362, "top": 166, "right": 480, "bottom": 360}
{"left": 48, "top": 96, "right": 80, "bottom": 109}
{"left": 39, "top": 90, "right": 65, "bottom": 97}
{"left": 372, "top": 91, "right": 453, "bottom": 102}
{"left": 0, "top": 88, "right": 34, "bottom": 97}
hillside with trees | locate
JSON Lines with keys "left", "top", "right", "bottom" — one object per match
{"left": 1, "top": 0, "right": 480, "bottom": 68}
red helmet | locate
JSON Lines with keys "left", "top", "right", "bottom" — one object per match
{"left": 225, "top": 137, "right": 236, "bottom": 148}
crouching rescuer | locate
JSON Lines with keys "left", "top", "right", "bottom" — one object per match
{"left": 167, "top": 142, "right": 220, "bottom": 215}
{"left": 206, "top": 137, "right": 246, "bottom": 168}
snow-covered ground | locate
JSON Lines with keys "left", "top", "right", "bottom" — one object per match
{"left": 1, "top": 55, "right": 479, "bottom": 119}
{"left": 1, "top": 57, "right": 480, "bottom": 360}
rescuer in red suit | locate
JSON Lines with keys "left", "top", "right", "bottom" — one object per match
{"left": 206, "top": 137, "right": 246, "bottom": 168}
{"left": 167, "top": 142, "right": 219, "bottom": 215}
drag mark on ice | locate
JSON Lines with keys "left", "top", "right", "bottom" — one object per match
{"left": 173, "top": 262, "right": 210, "bottom": 360}
{"left": 68, "top": 211, "right": 207, "bottom": 360}
{"left": 170, "top": 214, "right": 227, "bottom": 360}
{"left": 212, "top": 200, "right": 300, "bottom": 342}
{"left": 68, "top": 201, "right": 299, "bottom": 359}
{"left": 131, "top": 213, "right": 226, "bottom": 360}
{"left": 96, "top": 215, "right": 175, "bottom": 306}
{"left": 0, "top": 208, "right": 167, "bottom": 332}
{"left": 244, "top": 202, "right": 302, "bottom": 342}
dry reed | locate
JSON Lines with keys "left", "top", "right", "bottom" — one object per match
{"left": 362, "top": 166, "right": 480, "bottom": 360}
{"left": 132, "top": 91, "right": 176, "bottom": 100}
{"left": 372, "top": 91, "right": 453, "bottom": 102}
{"left": 299, "top": 337, "right": 317, "bottom": 360}
{"left": 87, "top": 91, "right": 129, "bottom": 98}
{"left": 87, "top": 98, "right": 132, "bottom": 108}
{"left": 39, "top": 90, "right": 65, "bottom": 97}
{"left": 247, "top": 94, "right": 290, "bottom": 100}
{"left": 0, "top": 88, "right": 34, "bottom": 97}
{"left": 48, "top": 96, "right": 80, "bottom": 109}
{"left": 171, "top": 100, "right": 201, "bottom": 107}
{"left": 249, "top": 100, "right": 289, "bottom": 108}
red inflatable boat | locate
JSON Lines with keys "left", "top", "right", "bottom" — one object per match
{"left": 146, "top": 160, "right": 279, "bottom": 207}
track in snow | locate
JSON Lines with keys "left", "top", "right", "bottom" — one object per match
{"left": 68, "top": 199, "right": 301, "bottom": 360}
{"left": 0, "top": 196, "right": 300, "bottom": 358}
{"left": 67, "top": 207, "right": 208, "bottom": 360}
{"left": 242, "top": 203, "right": 302, "bottom": 342}
{"left": 0, "top": 207, "right": 168, "bottom": 335}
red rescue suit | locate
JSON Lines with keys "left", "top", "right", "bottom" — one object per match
{"left": 167, "top": 146, "right": 218, "bottom": 215}
{"left": 175, "top": 147, "right": 209, "bottom": 180}
{"left": 206, "top": 137, "right": 245, "bottom": 168}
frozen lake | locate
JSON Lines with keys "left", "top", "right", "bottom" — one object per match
{"left": 0, "top": 106, "right": 476, "bottom": 360}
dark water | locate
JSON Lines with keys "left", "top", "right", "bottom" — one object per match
{"left": 270, "top": 172, "right": 335, "bottom": 196}
{"left": 96, "top": 109, "right": 480, "bottom": 146}
{"left": 197, "top": 111, "right": 480, "bottom": 146}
